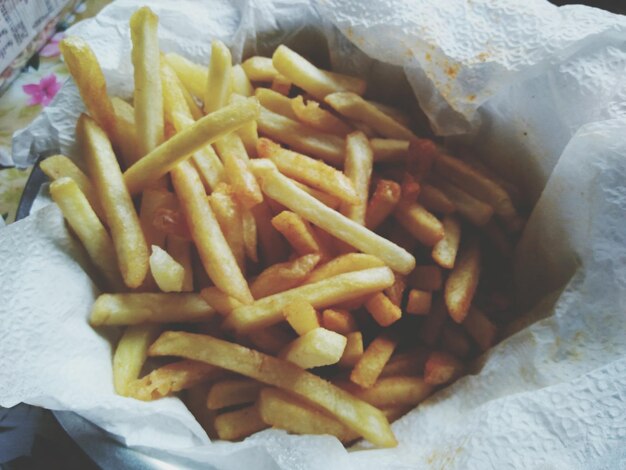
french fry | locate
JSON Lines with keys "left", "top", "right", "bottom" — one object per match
{"left": 418, "top": 184, "right": 456, "bottom": 215}
{"left": 78, "top": 114, "right": 149, "bottom": 288}
{"left": 365, "top": 179, "right": 402, "bottom": 230}
{"left": 291, "top": 180, "right": 342, "bottom": 210}
{"left": 242, "top": 56, "right": 277, "bottom": 82}
{"left": 364, "top": 292, "right": 402, "bottom": 327}
{"left": 368, "top": 101, "right": 411, "bottom": 128}
{"left": 166, "top": 235, "right": 194, "bottom": 291}
{"left": 385, "top": 273, "right": 407, "bottom": 307}
{"left": 306, "top": 253, "right": 385, "bottom": 284}
{"left": 441, "top": 322, "right": 473, "bottom": 358}
{"left": 279, "top": 327, "right": 347, "bottom": 368}
{"left": 291, "top": 95, "right": 352, "bottom": 136}
{"left": 231, "top": 94, "right": 260, "bottom": 158}
{"left": 419, "top": 296, "right": 448, "bottom": 346}
{"left": 149, "top": 331, "right": 397, "bottom": 447}
{"left": 250, "top": 160, "right": 415, "bottom": 274}
{"left": 139, "top": 189, "right": 176, "bottom": 248}
{"left": 207, "top": 378, "right": 262, "bottom": 409}
{"left": 350, "top": 332, "right": 397, "bottom": 388}
{"left": 257, "top": 106, "right": 345, "bottom": 166}
{"left": 204, "top": 40, "right": 232, "bottom": 113}
{"left": 127, "top": 359, "right": 220, "bottom": 401}
{"left": 247, "top": 324, "right": 295, "bottom": 355}
{"left": 325, "top": 92, "right": 416, "bottom": 140}
{"left": 90, "top": 293, "right": 215, "bottom": 325}
{"left": 341, "top": 132, "right": 373, "bottom": 225}
{"left": 164, "top": 52, "right": 207, "bottom": 99}
{"left": 380, "top": 349, "right": 429, "bottom": 378}
{"left": 463, "top": 306, "right": 497, "bottom": 352}
{"left": 200, "top": 286, "right": 243, "bottom": 316}
{"left": 151, "top": 206, "right": 191, "bottom": 240}
{"left": 272, "top": 45, "right": 366, "bottom": 100}
{"left": 432, "top": 215, "right": 462, "bottom": 269}
{"left": 406, "top": 289, "right": 432, "bottom": 315}
{"left": 340, "top": 376, "right": 433, "bottom": 408}
{"left": 251, "top": 254, "right": 321, "bottom": 299}
{"left": 214, "top": 405, "right": 268, "bottom": 441}
{"left": 241, "top": 205, "right": 258, "bottom": 262}
{"left": 408, "top": 138, "right": 437, "bottom": 183}
{"left": 185, "top": 384, "right": 217, "bottom": 438}
{"left": 370, "top": 138, "right": 409, "bottom": 163}
{"left": 394, "top": 201, "right": 444, "bottom": 247}
{"left": 271, "top": 73, "right": 292, "bottom": 95}
{"left": 408, "top": 265, "right": 443, "bottom": 291}
{"left": 49, "top": 178, "right": 123, "bottom": 290}
{"left": 283, "top": 299, "right": 320, "bottom": 335}
{"left": 226, "top": 267, "right": 395, "bottom": 332}
{"left": 149, "top": 245, "right": 185, "bottom": 292}
{"left": 130, "top": 7, "right": 163, "bottom": 156}
{"left": 423, "top": 351, "right": 464, "bottom": 385}
{"left": 123, "top": 98, "right": 260, "bottom": 195}
{"left": 231, "top": 64, "right": 254, "bottom": 96}
{"left": 430, "top": 177, "right": 493, "bottom": 226}
{"left": 208, "top": 184, "right": 246, "bottom": 270}
{"left": 171, "top": 160, "right": 253, "bottom": 304}
{"left": 113, "top": 324, "right": 161, "bottom": 396}
{"left": 250, "top": 200, "right": 289, "bottom": 266}
{"left": 271, "top": 211, "right": 329, "bottom": 258}
{"left": 338, "top": 332, "right": 364, "bottom": 368}
{"left": 161, "top": 59, "right": 193, "bottom": 124}
{"left": 110, "top": 97, "right": 141, "bottom": 166}
{"left": 445, "top": 237, "right": 481, "bottom": 323}
{"left": 255, "top": 88, "right": 298, "bottom": 120}
{"left": 257, "top": 138, "right": 357, "bottom": 205}
{"left": 322, "top": 309, "right": 358, "bottom": 335}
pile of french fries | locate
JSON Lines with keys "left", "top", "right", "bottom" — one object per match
{"left": 44, "top": 6, "right": 525, "bottom": 448}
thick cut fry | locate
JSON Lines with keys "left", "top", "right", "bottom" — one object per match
{"left": 127, "top": 360, "right": 220, "bottom": 401}
{"left": 113, "top": 324, "right": 161, "bottom": 396}
{"left": 424, "top": 351, "right": 464, "bottom": 385}
{"left": 322, "top": 309, "right": 357, "bottom": 335}
{"left": 251, "top": 199, "right": 289, "bottom": 266}
{"left": 205, "top": 40, "right": 232, "bottom": 113}
{"left": 441, "top": 322, "right": 472, "bottom": 358}
{"left": 338, "top": 332, "right": 364, "bottom": 368}
{"left": 406, "top": 289, "right": 432, "bottom": 315}
{"left": 242, "top": 56, "right": 277, "bottom": 82}
{"left": 380, "top": 349, "right": 430, "bottom": 378}
{"left": 149, "top": 331, "right": 397, "bottom": 447}
{"left": 257, "top": 138, "right": 357, "bottom": 205}
{"left": 283, "top": 299, "right": 320, "bottom": 335}
{"left": 279, "top": 327, "right": 347, "bottom": 368}
{"left": 418, "top": 184, "right": 456, "bottom": 214}
{"left": 214, "top": 405, "right": 267, "bottom": 441}
{"left": 140, "top": 189, "right": 176, "bottom": 249}
{"left": 171, "top": 160, "right": 253, "bottom": 304}
{"left": 366, "top": 179, "right": 401, "bottom": 230}
{"left": 123, "top": 98, "right": 260, "bottom": 195}
{"left": 250, "top": 161, "right": 415, "bottom": 274}
{"left": 255, "top": 88, "right": 298, "bottom": 120}
{"left": 226, "top": 267, "right": 395, "bottom": 332}
{"left": 364, "top": 293, "right": 402, "bottom": 327}
{"left": 207, "top": 378, "right": 262, "bottom": 409}
{"left": 325, "top": 92, "right": 416, "bottom": 140}
{"left": 430, "top": 177, "right": 493, "bottom": 226}
{"left": 231, "top": 64, "right": 254, "bottom": 96}
{"left": 200, "top": 286, "right": 243, "bottom": 316}
{"left": 257, "top": 107, "right": 346, "bottom": 166}
{"left": 463, "top": 306, "right": 497, "bottom": 351}
{"left": 409, "top": 265, "right": 443, "bottom": 291}
{"left": 49, "top": 178, "right": 122, "bottom": 289}
{"left": 90, "top": 293, "right": 215, "bottom": 326}
{"left": 350, "top": 333, "right": 397, "bottom": 388}
{"left": 291, "top": 95, "right": 352, "bottom": 136}
{"left": 130, "top": 7, "right": 163, "bottom": 156}
{"left": 166, "top": 235, "right": 193, "bottom": 291}
{"left": 306, "top": 253, "right": 385, "bottom": 284}
{"left": 272, "top": 45, "right": 366, "bottom": 100}
{"left": 432, "top": 215, "right": 462, "bottom": 269}
{"left": 164, "top": 52, "right": 207, "bottom": 99}
{"left": 371, "top": 138, "right": 409, "bottom": 163}
{"left": 394, "top": 201, "right": 445, "bottom": 247}
{"left": 340, "top": 376, "right": 433, "bottom": 408}
{"left": 341, "top": 132, "right": 373, "bottom": 225}
{"left": 251, "top": 254, "right": 321, "bottom": 299}
{"left": 419, "top": 296, "right": 448, "bottom": 346}
{"left": 445, "top": 237, "right": 481, "bottom": 323}
{"left": 149, "top": 245, "right": 185, "bottom": 292}
{"left": 271, "top": 73, "right": 292, "bottom": 95}
{"left": 208, "top": 185, "right": 246, "bottom": 270}
{"left": 272, "top": 211, "right": 329, "bottom": 259}
{"left": 78, "top": 114, "right": 149, "bottom": 288}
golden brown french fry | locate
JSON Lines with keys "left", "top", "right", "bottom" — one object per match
{"left": 130, "top": 7, "right": 163, "bottom": 156}
{"left": 164, "top": 52, "right": 207, "bottom": 99}
{"left": 385, "top": 273, "right": 407, "bottom": 307}
{"left": 271, "top": 73, "right": 292, "bottom": 95}
{"left": 406, "top": 289, "right": 432, "bottom": 315}
{"left": 113, "top": 324, "right": 161, "bottom": 396}
{"left": 204, "top": 40, "right": 232, "bottom": 113}
{"left": 90, "top": 293, "right": 215, "bottom": 326}
{"left": 242, "top": 56, "right": 277, "bottom": 82}
{"left": 199, "top": 287, "right": 242, "bottom": 316}
{"left": 49, "top": 177, "right": 123, "bottom": 290}
{"left": 350, "top": 332, "right": 397, "bottom": 388}
{"left": 338, "top": 332, "right": 364, "bottom": 368}
{"left": 78, "top": 114, "right": 149, "bottom": 288}
{"left": 110, "top": 97, "right": 141, "bottom": 167}
{"left": 423, "top": 351, "right": 464, "bottom": 385}
{"left": 408, "top": 265, "right": 443, "bottom": 291}
{"left": 430, "top": 177, "right": 493, "bottom": 226}
{"left": 255, "top": 88, "right": 298, "bottom": 120}
{"left": 226, "top": 267, "right": 394, "bottom": 332}
{"left": 139, "top": 189, "right": 176, "bottom": 249}
{"left": 441, "top": 322, "right": 472, "bottom": 358}
{"left": 251, "top": 254, "right": 321, "bottom": 299}
{"left": 322, "top": 309, "right": 357, "bottom": 335}
{"left": 250, "top": 160, "right": 415, "bottom": 274}
{"left": 370, "top": 138, "right": 409, "bottom": 163}
{"left": 394, "top": 200, "right": 445, "bottom": 247}
{"left": 291, "top": 95, "right": 352, "bottom": 136}
{"left": 207, "top": 378, "right": 262, "bottom": 409}
{"left": 149, "top": 245, "right": 185, "bottom": 292}
{"left": 127, "top": 359, "right": 219, "bottom": 401}
{"left": 208, "top": 184, "right": 246, "bottom": 271}
{"left": 279, "top": 327, "right": 347, "bottom": 368}
{"left": 214, "top": 405, "right": 268, "bottom": 440}
{"left": 271, "top": 211, "right": 329, "bottom": 258}
{"left": 340, "top": 376, "right": 433, "bottom": 408}
{"left": 306, "top": 253, "right": 385, "bottom": 284}
{"left": 166, "top": 235, "right": 194, "bottom": 292}
{"left": 432, "top": 215, "right": 462, "bottom": 269}
{"left": 365, "top": 179, "right": 402, "bottom": 230}
{"left": 124, "top": 98, "right": 260, "bottom": 195}
{"left": 463, "top": 306, "right": 497, "bottom": 351}
{"left": 341, "top": 131, "right": 373, "bottom": 225}
{"left": 149, "top": 331, "right": 397, "bottom": 447}
{"left": 419, "top": 296, "right": 448, "bottom": 346}
{"left": 272, "top": 45, "right": 366, "bottom": 100}
{"left": 380, "top": 349, "right": 429, "bottom": 378}
{"left": 231, "top": 64, "right": 254, "bottom": 96}
{"left": 325, "top": 92, "right": 416, "bottom": 140}
{"left": 171, "top": 160, "right": 253, "bottom": 303}
{"left": 283, "top": 299, "right": 320, "bottom": 335}
{"left": 151, "top": 206, "right": 191, "bottom": 240}
{"left": 364, "top": 292, "right": 402, "bottom": 327}
{"left": 445, "top": 237, "right": 481, "bottom": 323}
{"left": 418, "top": 184, "right": 456, "bottom": 214}
{"left": 250, "top": 200, "right": 289, "bottom": 266}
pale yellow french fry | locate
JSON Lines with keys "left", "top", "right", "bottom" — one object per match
{"left": 271, "top": 73, "right": 292, "bottom": 95}
{"left": 161, "top": 59, "right": 192, "bottom": 125}
{"left": 207, "top": 378, "right": 262, "bottom": 410}
{"left": 350, "top": 332, "right": 397, "bottom": 388}
{"left": 166, "top": 235, "right": 194, "bottom": 291}
{"left": 149, "top": 331, "right": 397, "bottom": 447}
{"left": 49, "top": 177, "right": 122, "bottom": 290}
{"left": 113, "top": 324, "right": 161, "bottom": 396}
{"left": 249, "top": 160, "right": 415, "bottom": 274}
{"left": 406, "top": 289, "right": 432, "bottom": 315}
{"left": 208, "top": 184, "right": 246, "bottom": 271}
{"left": 164, "top": 52, "right": 207, "bottom": 99}
{"left": 325, "top": 92, "right": 416, "bottom": 140}
{"left": 230, "top": 93, "right": 259, "bottom": 157}
{"left": 394, "top": 201, "right": 445, "bottom": 247}
{"left": 257, "top": 106, "right": 345, "bottom": 166}
{"left": 90, "top": 293, "right": 215, "bottom": 326}
{"left": 41, "top": 155, "right": 106, "bottom": 222}
{"left": 283, "top": 298, "right": 320, "bottom": 335}
{"left": 226, "top": 267, "right": 394, "bottom": 332}
{"left": 171, "top": 160, "right": 253, "bottom": 304}
{"left": 242, "top": 56, "right": 277, "bottom": 82}
{"left": 149, "top": 245, "right": 185, "bottom": 292}
{"left": 368, "top": 101, "right": 411, "bottom": 128}
{"left": 272, "top": 45, "right": 366, "bottom": 100}
{"left": 130, "top": 7, "right": 163, "bottom": 158}
{"left": 231, "top": 64, "right": 254, "bottom": 96}
{"left": 364, "top": 292, "right": 402, "bottom": 327}
{"left": 251, "top": 254, "right": 321, "bottom": 299}
{"left": 445, "top": 237, "right": 481, "bottom": 323}
{"left": 214, "top": 405, "right": 268, "bottom": 441}
{"left": 204, "top": 40, "right": 232, "bottom": 114}
{"left": 279, "top": 327, "right": 347, "bottom": 368}
{"left": 271, "top": 211, "right": 329, "bottom": 259}
{"left": 111, "top": 97, "right": 141, "bottom": 167}
{"left": 200, "top": 286, "right": 243, "bottom": 316}
{"left": 365, "top": 179, "right": 402, "bottom": 230}
{"left": 123, "top": 97, "right": 260, "bottom": 195}
{"left": 305, "top": 253, "right": 385, "bottom": 284}
{"left": 370, "top": 138, "right": 409, "bottom": 163}
{"left": 338, "top": 331, "right": 364, "bottom": 368}
{"left": 432, "top": 215, "right": 462, "bottom": 269}
{"left": 340, "top": 131, "right": 373, "bottom": 225}
{"left": 430, "top": 177, "right": 493, "bottom": 226}
{"left": 291, "top": 180, "right": 342, "bottom": 210}
{"left": 418, "top": 184, "right": 456, "bottom": 215}
{"left": 78, "top": 114, "right": 149, "bottom": 288}
{"left": 255, "top": 88, "right": 298, "bottom": 120}
{"left": 339, "top": 376, "right": 433, "bottom": 408}
{"left": 291, "top": 95, "right": 352, "bottom": 136}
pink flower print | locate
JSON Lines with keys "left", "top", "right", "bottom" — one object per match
{"left": 40, "top": 32, "right": 65, "bottom": 58}
{"left": 22, "top": 74, "right": 62, "bottom": 106}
